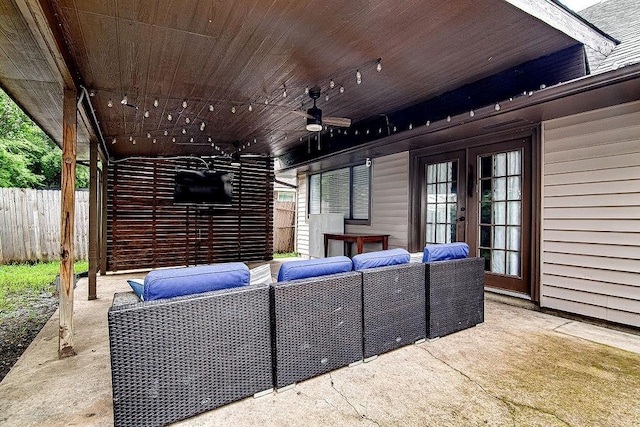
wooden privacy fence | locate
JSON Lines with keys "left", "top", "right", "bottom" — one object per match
{"left": 0, "top": 188, "right": 89, "bottom": 263}
{"left": 274, "top": 201, "right": 295, "bottom": 253}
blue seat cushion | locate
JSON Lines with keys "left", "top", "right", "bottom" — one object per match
{"left": 277, "top": 256, "right": 352, "bottom": 281}
{"left": 422, "top": 243, "right": 469, "bottom": 262}
{"left": 352, "top": 248, "right": 410, "bottom": 271}
{"left": 143, "top": 262, "right": 249, "bottom": 301}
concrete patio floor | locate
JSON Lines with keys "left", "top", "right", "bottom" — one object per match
{"left": 1, "top": 263, "right": 639, "bottom": 426}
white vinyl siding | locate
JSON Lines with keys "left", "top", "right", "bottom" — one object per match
{"left": 541, "top": 100, "right": 640, "bottom": 327}
{"left": 296, "top": 172, "right": 309, "bottom": 256}
{"left": 346, "top": 152, "right": 410, "bottom": 249}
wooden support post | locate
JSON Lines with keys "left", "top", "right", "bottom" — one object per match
{"left": 59, "top": 89, "right": 77, "bottom": 358}
{"left": 88, "top": 137, "right": 98, "bottom": 300}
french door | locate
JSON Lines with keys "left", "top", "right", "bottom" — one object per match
{"left": 419, "top": 138, "right": 532, "bottom": 296}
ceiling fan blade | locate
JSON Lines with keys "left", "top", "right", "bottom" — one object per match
{"left": 323, "top": 116, "right": 352, "bottom": 127}
{"left": 290, "top": 110, "right": 313, "bottom": 119}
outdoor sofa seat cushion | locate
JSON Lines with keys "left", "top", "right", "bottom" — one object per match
{"left": 142, "top": 262, "right": 249, "bottom": 301}
{"left": 277, "top": 256, "right": 352, "bottom": 281}
{"left": 422, "top": 242, "right": 469, "bottom": 262}
{"left": 352, "top": 248, "right": 411, "bottom": 271}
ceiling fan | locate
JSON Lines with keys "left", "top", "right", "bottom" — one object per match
{"left": 292, "top": 86, "right": 351, "bottom": 131}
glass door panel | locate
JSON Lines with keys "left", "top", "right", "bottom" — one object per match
{"left": 425, "top": 161, "right": 458, "bottom": 244}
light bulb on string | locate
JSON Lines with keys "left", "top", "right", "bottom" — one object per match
{"left": 152, "top": 138, "right": 156, "bottom": 143}
{"left": 340, "top": 85, "right": 345, "bottom": 94}
{"left": 185, "top": 117, "right": 190, "bottom": 124}
{"left": 167, "top": 113, "right": 172, "bottom": 121}
{"left": 470, "top": 110, "right": 475, "bottom": 117}
{"left": 356, "top": 70, "right": 362, "bottom": 85}
{"left": 207, "top": 137, "right": 212, "bottom": 142}
{"left": 304, "top": 86, "right": 309, "bottom": 95}
{"left": 447, "top": 116, "right": 451, "bottom": 122}
{"left": 325, "top": 94, "right": 329, "bottom": 101}
{"left": 146, "top": 132, "right": 151, "bottom": 138}
{"left": 376, "top": 58, "right": 382, "bottom": 72}
{"left": 248, "top": 103, "right": 253, "bottom": 112}
{"left": 182, "top": 128, "right": 186, "bottom": 134}
{"left": 329, "top": 79, "right": 335, "bottom": 89}
{"left": 111, "top": 138, "right": 116, "bottom": 144}
{"left": 182, "top": 100, "right": 188, "bottom": 109}
{"left": 144, "top": 110, "right": 149, "bottom": 118}
{"left": 129, "top": 136, "right": 133, "bottom": 142}
{"left": 494, "top": 103, "right": 501, "bottom": 111}
{"left": 163, "top": 130, "right": 168, "bottom": 136}
{"left": 107, "top": 99, "right": 113, "bottom": 108}
{"left": 172, "top": 137, "right": 176, "bottom": 142}
{"left": 200, "top": 122, "right": 205, "bottom": 131}
{"left": 132, "top": 139, "right": 136, "bottom": 145}
{"left": 283, "top": 87, "right": 287, "bottom": 98}
{"left": 231, "top": 106, "right": 236, "bottom": 113}
{"left": 121, "top": 95, "right": 128, "bottom": 105}
{"left": 209, "top": 104, "right": 214, "bottom": 112}
{"left": 153, "top": 99, "right": 159, "bottom": 108}
{"left": 190, "top": 137, "right": 194, "bottom": 143}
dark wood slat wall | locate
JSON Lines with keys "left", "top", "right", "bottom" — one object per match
{"left": 106, "top": 157, "right": 273, "bottom": 271}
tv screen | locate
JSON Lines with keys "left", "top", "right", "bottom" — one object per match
{"left": 174, "top": 169, "right": 233, "bottom": 206}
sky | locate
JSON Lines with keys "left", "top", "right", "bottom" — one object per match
{"left": 558, "top": 0, "right": 604, "bottom": 11}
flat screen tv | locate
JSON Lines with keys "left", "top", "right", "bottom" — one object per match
{"left": 173, "top": 169, "right": 233, "bottom": 206}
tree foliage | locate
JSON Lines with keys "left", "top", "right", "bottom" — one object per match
{"left": 0, "top": 89, "right": 88, "bottom": 189}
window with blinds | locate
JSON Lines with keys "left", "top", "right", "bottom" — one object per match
{"left": 308, "top": 164, "right": 371, "bottom": 223}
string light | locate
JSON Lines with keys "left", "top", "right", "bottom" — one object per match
{"left": 163, "top": 130, "right": 168, "bottom": 136}
{"left": 152, "top": 138, "right": 156, "bottom": 143}
{"left": 209, "top": 104, "right": 214, "bottom": 111}
{"left": 111, "top": 138, "right": 116, "bottom": 144}
{"left": 208, "top": 137, "right": 212, "bottom": 142}
{"left": 325, "top": 94, "right": 329, "bottom": 101}
{"left": 200, "top": 122, "right": 205, "bottom": 131}
{"left": 146, "top": 132, "right": 151, "bottom": 138}
{"left": 231, "top": 106, "right": 236, "bottom": 113}
{"left": 329, "top": 79, "right": 335, "bottom": 89}
{"left": 107, "top": 99, "right": 113, "bottom": 108}
{"left": 494, "top": 103, "right": 501, "bottom": 111}
{"left": 132, "top": 139, "right": 136, "bottom": 144}
{"left": 182, "top": 128, "right": 186, "bottom": 134}
{"left": 470, "top": 110, "right": 475, "bottom": 117}
{"left": 185, "top": 117, "right": 190, "bottom": 124}
{"left": 121, "top": 95, "right": 128, "bottom": 105}
{"left": 376, "top": 58, "right": 382, "bottom": 72}
{"left": 182, "top": 100, "right": 188, "bottom": 109}
{"left": 167, "top": 113, "right": 173, "bottom": 121}
{"left": 304, "top": 86, "right": 309, "bottom": 95}
{"left": 190, "top": 137, "right": 194, "bottom": 143}
{"left": 172, "top": 137, "right": 176, "bottom": 142}
{"left": 248, "top": 103, "right": 253, "bottom": 112}
{"left": 144, "top": 110, "right": 149, "bottom": 118}
{"left": 129, "top": 136, "right": 133, "bottom": 142}
{"left": 340, "top": 85, "right": 345, "bottom": 94}
{"left": 153, "top": 99, "right": 159, "bottom": 108}
{"left": 356, "top": 70, "right": 362, "bottom": 85}
{"left": 282, "top": 86, "right": 287, "bottom": 98}
{"left": 446, "top": 116, "right": 451, "bottom": 122}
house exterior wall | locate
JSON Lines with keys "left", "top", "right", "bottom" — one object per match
{"left": 295, "top": 151, "right": 410, "bottom": 257}
{"left": 296, "top": 172, "right": 310, "bottom": 257}
{"left": 541, "top": 100, "right": 640, "bottom": 327}
{"left": 346, "top": 152, "right": 410, "bottom": 250}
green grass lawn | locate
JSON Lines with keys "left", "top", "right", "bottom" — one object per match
{"left": 0, "top": 260, "right": 88, "bottom": 313}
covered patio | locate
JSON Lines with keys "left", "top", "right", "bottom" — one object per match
{"left": 1, "top": 271, "right": 639, "bottom": 426}
{"left": 1, "top": 0, "right": 640, "bottom": 425}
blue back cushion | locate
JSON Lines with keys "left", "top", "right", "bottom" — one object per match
{"left": 352, "top": 248, "right": 410, "bottom": 271}
{"left": 277, "top": 256, "right": 352, "bottom": 281}
{"left": 143, "top": 262, "right": 250, "bottom": 301}
{"left": 127, "top": 279, "right": 145, "bottom": 300}
{"left": 422, "top": 243, "right": 469, "bottom": 262}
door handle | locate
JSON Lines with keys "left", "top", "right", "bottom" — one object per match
{"left": 458, "top": 216, "right": 466, "bottom": 222}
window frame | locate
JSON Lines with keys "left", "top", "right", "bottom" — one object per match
{"left": 307, "top": 163, "right": 371, "bottom": 225}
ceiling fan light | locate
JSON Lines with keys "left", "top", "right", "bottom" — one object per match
{"left": 306, "top": 106, "right": 322, "bottom": 132}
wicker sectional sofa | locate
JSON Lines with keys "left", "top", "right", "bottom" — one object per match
{"left": 108, "top": 245, "right": 484, "bottom": 426}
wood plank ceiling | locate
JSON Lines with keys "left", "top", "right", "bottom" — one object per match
{"left": 32, "top": 0, "right": 582, "bottom": 160}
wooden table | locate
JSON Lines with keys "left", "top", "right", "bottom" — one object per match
{"left": 324, "top": 233, "right": 390, "bottom": 258}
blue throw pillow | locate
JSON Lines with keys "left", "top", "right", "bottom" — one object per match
{"left": 143, "top": 262, "right": 250, "bottom": 301}
{"left": 127, "top": 279, "right": 144, "bottom": 300}
{"left": 352, "top": 248, "right": 410, "bottom": 270}
{"left": 277, "top": 256, "right": 352, "bottom": 281}
{"left": 422, "top": 243, "right": 469, "bottom": 262}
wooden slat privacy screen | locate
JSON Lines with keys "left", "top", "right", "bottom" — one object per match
{"left": 107, "top": 157, "right": 273, "bottom": 271}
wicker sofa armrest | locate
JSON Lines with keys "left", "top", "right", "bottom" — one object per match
{"left": 270, "top": 271, "right": 363, "bottom": 389}
{"left": 108, "top": 282, "right": 272, "bottom": 427}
